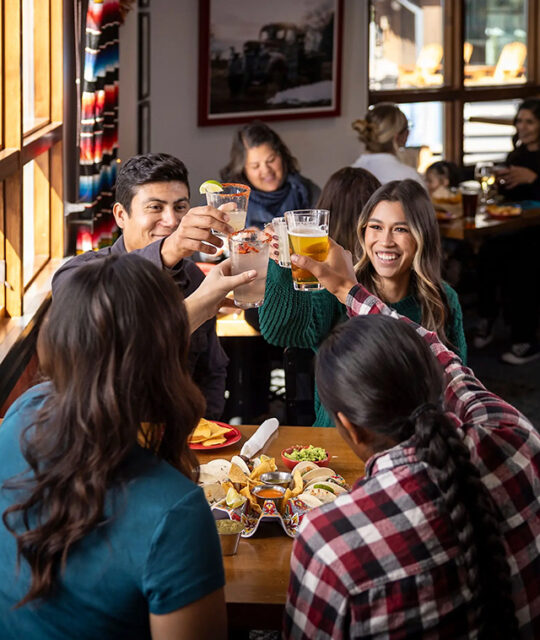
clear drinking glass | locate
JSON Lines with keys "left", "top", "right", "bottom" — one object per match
{"left": 284, "top": 209, "right": 330, "bottom": 291}
{"left": 272, "top": 217, "right": 291, "bottom": 268}
{"left": 229, "top": 229, "right": 270, "bottom": 308}
{"left": 474, "top": 161, "right": 495, "bottom": 213}
{"left": 206, "top": 183, "right": 250, "bottom": 232}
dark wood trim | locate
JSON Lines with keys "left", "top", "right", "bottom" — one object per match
{"left": 529, "top": 0, "right": 539, "bottom": 83}
{"left": 0, "top": 149, "right": 20, "bottom": 182}
{"left": 0, "top": 294, "right": 50, "bottom": 411}
{"left": 22, "top": 122, "right": 63, "bottom": 165}
{"left": 370, "top": 84, "right": 540, "bottom": 106}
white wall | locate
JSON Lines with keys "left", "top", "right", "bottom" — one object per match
{"left": 119, "top": 0, "right": 369, "bottom": 200}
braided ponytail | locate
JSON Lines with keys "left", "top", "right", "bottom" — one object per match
{"left": 411, "top": 405, "right": 518, "bottom": 639}
{"left": 317, "top": 315, "right": 519, "bottom": 638}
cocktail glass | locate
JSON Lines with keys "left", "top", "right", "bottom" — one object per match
{"left": 272, "top": 217, "right": 291, "bottom": 268}
{"left": 284, "top": 209, "right": 330, "bottom": 291}
{"left": 229, "top": 229, "right": 270, "bottom": 308}
{"left": 206, "top": 183, "right": 250, "bottom": 232}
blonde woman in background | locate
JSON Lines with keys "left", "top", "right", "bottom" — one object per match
{"left": 352, "top": 103, "right": 424, "bottom": 185}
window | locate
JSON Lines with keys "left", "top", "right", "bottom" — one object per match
{"left": 1, "top": 0, "right": 63, "bottom": 317}
{"left": 368, "top": 0, "right": 540, "bottom": 166}
{"left": 369, "top": 0, "right": 444, "bottom": 91}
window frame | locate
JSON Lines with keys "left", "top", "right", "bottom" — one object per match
{"left": 0, "top": 0, "right": 63, "bottom": 318}
{"left": 368, "top": 0, "right": 540, "bottom": 164}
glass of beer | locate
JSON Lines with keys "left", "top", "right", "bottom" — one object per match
{"left": 459, "top": 180, "right": 481, "bottom": 222}
{"left": 206, "top": 183, "right": 250, "bottom": 232}
{"left": 284, "top": 209, "right": 330, "bottom": 291}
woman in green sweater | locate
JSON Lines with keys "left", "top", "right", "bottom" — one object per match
{"left": 259, "top": 177, "right": 467, "bottom": 427}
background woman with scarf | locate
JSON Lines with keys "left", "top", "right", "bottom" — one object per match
{"left": 220, "top": 121, "right": 320, "bottom": 229}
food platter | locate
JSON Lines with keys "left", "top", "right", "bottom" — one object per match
{"left": 486, "top": 204, "right": 522, "bottom": 219}
{"left": 189, "top": 423, "right": 242, "bottom": 450}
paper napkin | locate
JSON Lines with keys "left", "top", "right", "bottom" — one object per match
{"left": 240, "top": 418, "right": 279, "bottom": 459}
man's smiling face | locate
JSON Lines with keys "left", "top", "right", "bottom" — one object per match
{"left": 113, "top": 181, "right": 190, "bottom": 252}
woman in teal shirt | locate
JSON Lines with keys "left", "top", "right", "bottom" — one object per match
{"left": 0, "top": 255, "right": 227, "bottom": 640}
{"left": 260, "top": 178, "right": 467, "bottom": 427}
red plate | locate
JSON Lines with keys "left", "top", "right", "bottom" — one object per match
{"left": 189, "top": 422, "right": 242, "bottom": 450}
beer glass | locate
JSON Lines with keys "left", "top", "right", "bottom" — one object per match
{"left": 284, "top": 209, "right": 330, "bottom": 291}
{"left": 459, "top": 181, "right": 481, "bottom": 222}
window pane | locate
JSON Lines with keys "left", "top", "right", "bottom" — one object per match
{"left": 398, "top": 101, "right": 444, "bottom": 173}
{"left": 463, "top": 100, "right": 520, "bottom": 165}
{"left": 369, "top": 0, "right": 444, "bottom": 91}
{"left": 464, "top": 0, "right": 527, "bottom": 87}
{"left": 22, "top": 0, "right": 50, "bottom": 134}
{"left": 23, "top": 154, "right": 50, "bottom": 287}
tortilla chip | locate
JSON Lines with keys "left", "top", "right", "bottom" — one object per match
{"left": 191, "top": 422, "right": 212, "bottom": 438}
{"left": 249, "top": 458, "right": 276, "bottom": 480}
{"left": 240, "top": 486, "right": 261, "bottom": 514}
{"left": 208, "top": 424, "right": 231, "bottom": 437}
{"left": 291, "top": 469, "right": 304, "bottom": 497}
{"left": 202, "top": 436, "right": 227, "bottom": 446}
{"left": 229, "top": 463, "right": 250, "bottom": 485}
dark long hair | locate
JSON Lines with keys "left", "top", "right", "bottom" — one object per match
{"left": 355, "top": 179, "right": 451, "bottom": 345}
{"left": 220, "top": 120, "right": 299, "bottom": 184}
{"left": 317, "top": 167, "right": 381, "bottom": 260}
{"left": 2, "top": 255, "right": 205, "bottom": 606}
{"left": 316, "top": 315, "right": 518, "bottom": 639}
{"left": 512, "top": 97, "right": 540, "bottom": 149}
{"left": 426, "top": 160, "right": 460, "bottom": 189}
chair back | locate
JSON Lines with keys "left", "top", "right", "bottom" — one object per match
{"left": 416, "top": 43, "right": 443, "bottom": 74}
{"left": 493, "top": 41, "right": 527, "bottom": 82}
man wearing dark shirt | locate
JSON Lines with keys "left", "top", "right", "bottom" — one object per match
{"left": 53, "top": 153, "right": 234, "bottom": 418}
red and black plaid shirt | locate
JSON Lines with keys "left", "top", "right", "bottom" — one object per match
{"left": 284, "top": 284, "right": 540, "bottom": 639}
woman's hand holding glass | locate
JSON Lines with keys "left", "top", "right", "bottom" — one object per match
{"left": 290, "top": 238, "right": 357, "bottom": 304}
{"left": 496, "top": 165, "right": 538, "bottom": 190}
{"left": 184, "top": 258, "right": 257, "bottom": 332}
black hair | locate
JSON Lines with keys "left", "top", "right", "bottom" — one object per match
{"left": 115, "top": 153, "right": 190, "bottom": 213}
{"left": 513, "top": 98, "right": 540, "bottom": 149}
{"left": 426, "top": 160, "right": 460, "bottom": 188}
{"left": 316, "top": 315, "right": 518, "bottom": 639}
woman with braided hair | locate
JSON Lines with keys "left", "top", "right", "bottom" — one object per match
{"left": 283, "top": 240, "right": 540, "bottom": 639}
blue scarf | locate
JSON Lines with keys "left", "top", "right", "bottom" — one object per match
{"left": 246, "top": 172, "right": 313, "bottom": 228}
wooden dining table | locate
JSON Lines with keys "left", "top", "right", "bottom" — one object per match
{"left": 438, "top": 206, "right": 540, "bottom": 247}
{"left": 195, "top": 424, "right": 365, "bottom": 632}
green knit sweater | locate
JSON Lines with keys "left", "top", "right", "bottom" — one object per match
{"left": 259, "top": 260, "right": 467, "bottom": 427}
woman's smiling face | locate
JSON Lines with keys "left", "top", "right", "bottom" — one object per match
{"left": 364, "top": 200, "right": 417, "bottom": 289}
{"left": 515, "top": 108, "right": 540, "bottom": 150}
{"left": 244, "top": 143, "right": 285, "bottom": 192}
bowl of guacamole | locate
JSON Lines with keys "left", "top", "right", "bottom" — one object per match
{"left": 281, "top": 445, "right": 329, "bottom": 469}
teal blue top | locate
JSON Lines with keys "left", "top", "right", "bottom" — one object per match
{"left": 0, "top": 383, "right": 224, "bottom": 640}
{"left": 259, "top": 260, "right": 467, "bottom": 427}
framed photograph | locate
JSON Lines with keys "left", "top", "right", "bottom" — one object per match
{"left": 138, "top": 13, "right": 150, "bottom": 100}
{"left": 138, "top": 101, "right": 151, "bottom": 154}
{"left": 198, "top": 0, "right": 343, "bottom": 126}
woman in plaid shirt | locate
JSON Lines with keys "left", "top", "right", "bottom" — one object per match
{"left": 283, "top": 241, "right": 540, "bottom": 639}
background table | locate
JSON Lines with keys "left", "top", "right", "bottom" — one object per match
{"left": 196, "top": 425, "right": 365, "bottom": 632}
{"left": 438, "top": 207, "right": 540, "bottom": 246}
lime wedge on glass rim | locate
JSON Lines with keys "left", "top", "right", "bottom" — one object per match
{"left": 199, "top": 179, "right": 224, "bottom": 194}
